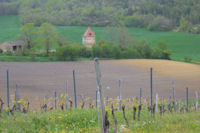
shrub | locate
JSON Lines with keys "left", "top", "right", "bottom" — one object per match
{"left": 125, "top": 14, "right": 142, "bottom": 27}
{"left": 5, "top": 46, "right": 12, "bottom": 56}
{"left": 136, "top": 42, "right": 152, "bottom": 58}
{"left": 55, "top": 45, "right": 81, "bottom": 61}
{"left": 122, "top": 48, "right": 140, "bottom": 59}
{"left": 184, "top": 55, "right": 192, "bottom": 62}
{"left": 148, "top": 16, "right": 173, "bottom": 31}
{"left": 152, "top": 41, "right": 171, "bottom": 60}
{"left": 55, "top": 40, "right": 171, "bottom": 61}
{"left": 0, "top": 49, "right": 3, "bottom": 54}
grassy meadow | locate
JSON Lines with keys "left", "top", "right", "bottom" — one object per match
{"left": 0, "top": 16, "right": 200, "bottom": 61}
{"left": 0, "top": 109, "right": 200, "bottom": 133}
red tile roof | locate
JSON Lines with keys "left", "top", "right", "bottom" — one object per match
{"left": 83, "top": 27, "right": 95, "bottom": 37}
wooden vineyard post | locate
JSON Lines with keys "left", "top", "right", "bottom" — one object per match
{"left": 66, "top": 80, "right": 69, "bottom": 110}
{"left": 119, "top": 80, "right": 122, "bottom": 110}
{"left": 172, "top": 80, "right": 177, "bottom": 112}
{"left": 73, "top": 70, "right": 77, "bottom": 108}
{"left": 195, "top": 91, "right": 198, "bottom": 112}
{"left": 186, "top": 88, "right": 189, "bottom": 112}
{"left": 94, "top": 58, "right": 105, "bottom": 133}
{"left": 15, "top": 84, "right": 20, "bottom": 111}
{"left": 140, "top": 88, "right": 142, "bottom": 105}
{"left": 155, "top": 93, "right": 158, "bottom": 112}
{"left": 150, "top": 67, "right": 153, "bottom": 116}
{"left": 96, "top": 90, "right": 98, "bottom": 108}
{"left": 54, "top": 90, "right": 57, "bottom": 110}
{"left": 7, "top": 69, "right": 10, "bottom": 115}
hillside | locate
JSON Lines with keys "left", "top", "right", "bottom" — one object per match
{"left": 1, "top": 0, "right": 200, "bottom": 33}
{"left": 0, "top": 16, "right": 200, "bottom": 61}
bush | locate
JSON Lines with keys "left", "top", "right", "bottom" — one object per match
{"left": 55, "top": 45, "right": 81, "bottom": 61}
{"left": 152, "top": 41, "right": 171, "bottom": 59}
{"left": 0, "top": 49, "right": 3, "bottom": 54}
{"left": 136, "top": 42, "right": 152, "bottom": 58}
{"left": 5, "top": 46, "right": 12, "bottom": 56}
{"left": 148, "top": 16, "right": 173, "bottom": 31}
{"left": 55, "top": 40, "right": 171, "bottom": 61}
{"left": 122, "top": 48, "right": 140, "bottom": 59}
{"left": 184, "top": 55, "right": 192, "bottom": 62}
{"left": 92, "top": 44, "right": 121, "bottom": 59}
{"left": 125, "top": 14, "right": 142, "bottom": 27}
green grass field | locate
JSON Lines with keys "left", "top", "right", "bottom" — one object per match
{"left": 0, "top": 109, "right": 200, "bottom": 133}
{"left": 0, "top": 16, "right": 200, "bottom": 61}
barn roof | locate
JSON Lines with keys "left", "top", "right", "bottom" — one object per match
{"left": 83, "top": 27, "right": 95, "bottom": 37}
{"left": 0, "top": 41, "right": 24, "bottom": 47}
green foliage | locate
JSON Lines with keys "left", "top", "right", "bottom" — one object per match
{"left": 125, "top": 14, "right": 142, "bottom": 27}
{"left": 2, "top": 0, "right": 200, "bottom": 33}
{"left": 55, "top": 45, "right": 81, "bottom": 61}
{"left": 39, "top": 23, "right": 58, "bottom": 55}
{"left": 0, "top": 49, "right": 3, "bottom": 54}
{"left": 20, "top": 23, "right": 36, "bottom": 49}
{"left": 55, "top": 40, "right": 171, "bottom": 61}
{"left": 1, "top": 16, "right": 200, "bottom": 61}
{"left": 179, "top": 17, "right": 193, "bottom": 33}
{"left": 148, "top": 16, "right": 173, "bottom": 31}
{"left": 0, "top": 109, "right": 200, "bottom": 132}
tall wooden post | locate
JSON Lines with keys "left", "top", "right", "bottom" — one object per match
{"left": 66, "top": 80, "right": 69, "bottom": 110}
{"left": 195, "top": 91, "right": 198, "bottom": 112}
{"left": 7, "top": 69, "right": 10, "bottom": 115}
{"left": 96, "top": 90, "right": 98, "bottom": 108}
{"left": 119, "top": 80, "right": 122, "bottom": 110}
{"left": 94, "top": 58, "right": 105, "bottom": 133}
{"left": 140, "top": 88, "right": 142, "bottom": 105}
{"left": 15, "top": 84, "right": 20, "bottom": 111}
{"left": 155, "top": 93, "right": 158, "bottom": 112}
{"left": 172, "top": 80, "right": 177, "bottom": 112}
{"left": 54, "top": 90, "right": 57, "bottom": 110}
{"left": 73, "top": 70, "right": 77, "bottom": 108}
{"left": 150, "top": 67, "right": 153, "bottom": 116}
{"left": 186, "top": 88, "right": 189, "bottom": 112}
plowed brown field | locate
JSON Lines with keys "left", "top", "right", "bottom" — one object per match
{"left": 0, "top": 59, "right": 199, "bottom": 109}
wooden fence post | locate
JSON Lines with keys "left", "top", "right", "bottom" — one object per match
{"left": 140, "top": 88, "right": 142, "bottom": 105}
{"left": 172, "top": 80, "right": 177, "bottom": 112}
{"left": 15, "top": 84, "right": 20, "bottom": 111}
{"left": 66, "top": 80, "right": 69, "bottom": 110}
{"left": 96, "top": 90, "right": 98, "bottom": 108}
{"left": 7, "top": 69, "right": 10, "bottom": 115}
{"left": 119, "top": 80, "right": 122, "bottom": 110}
{"left": 150, "top": 67, "right": 153, "bottom": 116}
{"left": 73, "top": 70, "right": 77, "bottom": 108}
{"left": 195, "top": 91, "right": 198, "bottom": 112}
{"left": 186, "top": 88, "right": 189, "bottom": 112}
{"left": 54, "top": 90, "right": 57, "bottom": 110}
{"left": 94, "top": 58, "right": 105, "bottom": 133}
{"left": 155, "top": 93, "right": 158, "bottom": 112}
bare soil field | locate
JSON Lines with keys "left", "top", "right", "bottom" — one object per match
{"left": 0, "top": 59, "right": 199, "bottom": 109}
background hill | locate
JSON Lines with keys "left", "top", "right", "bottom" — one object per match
{"left": 1, "top": 0, "right": 200, "bottom": 33}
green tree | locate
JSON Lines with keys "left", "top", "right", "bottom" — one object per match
{"left": 20, "top": 23, "right": 36, "bottom": 49}
{"left": 39, "top": 23, "right": 57, "bottom": 56}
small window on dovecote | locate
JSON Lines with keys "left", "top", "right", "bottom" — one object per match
{"left": 89, "top": 33, "right": 92, "bottom": 36}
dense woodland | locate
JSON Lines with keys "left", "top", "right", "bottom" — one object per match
{"left": 1, "top": 0, "right": 200, "bottom": 33}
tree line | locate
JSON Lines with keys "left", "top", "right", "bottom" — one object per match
{"left": 0, "top": 0, "right": 200, "bottom": 33}
{"left": 0, "top": 22, "right": 171, "bottom": 61}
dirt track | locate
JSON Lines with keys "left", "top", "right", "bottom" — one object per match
{"left": 0, "top": 59, "right": 199, "bottom": 109}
